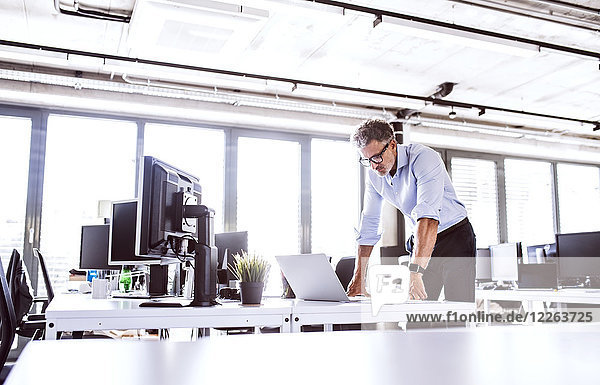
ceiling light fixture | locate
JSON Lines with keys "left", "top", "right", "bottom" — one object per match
{"left": 377, "top": 15, "right": 540, "bottom": 57}
{"left": 448, "top": 107, "right": 457, "bottom": 119}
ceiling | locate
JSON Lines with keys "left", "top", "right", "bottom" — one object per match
{"left": 0, "top": 0, "right": 599, "bottom": 137}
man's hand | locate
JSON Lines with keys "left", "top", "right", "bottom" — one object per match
{"left": 347, "top": 273, "right": 367, "bottom": 297}
{"left": 347, "top": 245, "right": 374, "bottom": 297}
{"left": 409, "top": 272, "right": 427, "bottom": 300}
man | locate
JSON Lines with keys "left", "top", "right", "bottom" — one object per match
{"left": 347, "top": 119, "right": 476, "bottom": 302}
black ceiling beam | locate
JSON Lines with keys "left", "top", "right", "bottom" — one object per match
{"left": 307, "top": 0, "right": 600, "bottom": 60}
{"left": 0, "top": 38, "right": 597, "bottom": 127}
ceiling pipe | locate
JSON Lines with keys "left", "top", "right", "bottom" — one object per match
{"left": 0, "top": 38, "right": 597, "bottom": 130}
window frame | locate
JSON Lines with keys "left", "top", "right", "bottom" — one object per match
{"left": 4, "top": 101, "right": 600, "bottom": 297}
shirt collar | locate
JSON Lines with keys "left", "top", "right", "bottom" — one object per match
{"left": 396, "top": 145, "right": 409, "bottom": 170}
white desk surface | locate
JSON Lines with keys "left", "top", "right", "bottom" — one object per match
{"left": 45, "top": 295, "right": 295, "bottom": 338}
{"left": 7, "top": 327, "right": 600, "bottom": 385}
{"left": 46, "top": 294, "right": 294, "bottom": 318}
{"left": 476, "top": 288, "right": 600, "bottom": 304}
{"left": 291, "top": 299, "right": 475, "bottom": 314}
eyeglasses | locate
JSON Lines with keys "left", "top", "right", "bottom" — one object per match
{"left": 358, "top": 141, "right": 390, "bottom": 167}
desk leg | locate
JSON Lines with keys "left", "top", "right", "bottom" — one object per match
{"left": 281, "top": 315, "right": 291, "bottom": 333}
{"left": 291, "top": 316, "right": 301, "bottom": 333}
{"left": 46, "top": 323, "right": 57, "bottom": 340}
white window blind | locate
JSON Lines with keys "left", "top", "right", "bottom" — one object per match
{"left": 450, "top": 157, "right": 499, "bottom": 247}
{"left": 505, "top": 159, "right": 554, "bottom": 245}
{"left": 311, "top": 138, "right": 359, "bottom": 263}
{"left": 40, "top": 115, "right": 137, "bottom": 294}
{"left": 237, "top": 137, "right": 301, "bottom": 296}
{"left": 557, "top": 163, "right": 600, "bottom": 234}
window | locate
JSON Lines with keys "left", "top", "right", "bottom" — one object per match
{"left": 144, "top": 123, "right": 225, "bottom": 232}
{"left": 450, "top": 157, "right": 499, "bottom": 247}
{"left": 0, "top": 116, "right": 31, "bottom": 268}
{"left": 311, "top": 138, "right": 359, "bottom": 261}
{"left": 40, "top": 115, "right": 137, "bottom": 293}
{"left": 557, "top": 163, "right": 600, "bottom": 233}
{"left": 504, "top": 159, "right": 554, "bottom": 245}
{"left": 237, "top": 137, "right": 301, "bottom": 296}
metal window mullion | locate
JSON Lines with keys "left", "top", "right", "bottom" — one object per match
{"left": 224, "top": 129, "right": 238, "bottom": 232}
{"left": 300, "top": 137, "right": 311, "bottom": 254}
{"left": 550, "top": 162, "right": 561, "bottom": 234}
{"left": 497, "top": 157, "right": 508, "bottom": 243}
{"left": 22, "top": 110, "right": 48, "bottom": 295}
{"left": 135, "top": 121, "right": 145, "bottom": 197}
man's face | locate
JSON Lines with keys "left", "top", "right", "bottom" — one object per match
{"left": 359, "top": 139, "right": 396, "bottom": 177}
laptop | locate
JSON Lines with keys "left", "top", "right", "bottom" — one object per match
{"left": 276, "top": 254, "right": 367, "bottom": 302}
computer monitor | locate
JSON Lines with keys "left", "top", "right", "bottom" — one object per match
{"left": 490, "top": 243, "right": 519, "bottom": 282}
{"left": 109, "top": 200, "right": 161, "bottom": 266}
{"left": 135, "top": 156, "right": 218, "bottom": 307}
{"left": 475, "top": 248, "right": 492, "bottom": 282}
{"left": 556, "top": 231, "right": 600, "bottom": 281}
{"left": 526, "top": 244, "right": 549, "bottom": 264}
{"left": 215, "top": 231, "right": 248, "bottom": 282}
{"left": 136, "top": 156, "right": 203, "bottom": 259}
{"left": 80, "top": 225, "right": 113, "bottom": 270}
{"left": 517, "top": 264, "right": 558, "bottom": 289}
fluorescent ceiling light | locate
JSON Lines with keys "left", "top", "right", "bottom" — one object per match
{"left": 0, "top": 68, "right": 389, "bottom": 120}
{"left": 378, "top": 15, "right": 540, "bottom": 58}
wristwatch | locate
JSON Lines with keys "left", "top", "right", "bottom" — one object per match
{"left": 408, "top": 263, "right": 426, "bottom": 275}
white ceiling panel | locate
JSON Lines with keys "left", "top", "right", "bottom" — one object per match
{"left": 0, "top": 0, "right": 598, "bottom": 135}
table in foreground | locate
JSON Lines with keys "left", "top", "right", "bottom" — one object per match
{"left": 8, "top": 326, "right": 600, "bottom": 385}
{"left": 45, "top": 294, "right": 294, "bottom": 339}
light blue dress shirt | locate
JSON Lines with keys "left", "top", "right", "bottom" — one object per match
{"left": 356, "top": 143, "right": 468, "bottom": 246}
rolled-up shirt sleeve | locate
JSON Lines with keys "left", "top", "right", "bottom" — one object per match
{"left": 410, "top": 148, "right": 444, "bottom": 223}
{"left": 356, "top": 179, "right": 384, "bottom": 245}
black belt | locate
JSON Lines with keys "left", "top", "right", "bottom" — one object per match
{"left": 436, "top": 217, "right": 469, "bottom": 243}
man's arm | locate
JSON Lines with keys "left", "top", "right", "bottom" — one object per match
{"left": 409, "top": 218, "right": 438, "bottom": 300}
{"left": 347, "top": 245, "right": 373, "bottom": 296}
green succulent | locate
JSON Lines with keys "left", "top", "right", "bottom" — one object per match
{"left": 229, "top": 251, "right": 271, "bottom": 283}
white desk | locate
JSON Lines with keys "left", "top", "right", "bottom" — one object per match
{"left": 45, "top": 294, "right": 294, "bottom": 340}
{"left": 8, "top": 327, "right": 600, "bottom": 385}
{"left": 290, "top": 299, "right": 476, "bottom": 332}
{"left": 476, "top": 288, "right": 600, "bottom": 313}
{"left": 45, "top": 295, "right": 476, "bottom": 338}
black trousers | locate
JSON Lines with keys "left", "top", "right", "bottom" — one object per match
{"left": 407, "top": 218, "right": 476, "bottom": 302}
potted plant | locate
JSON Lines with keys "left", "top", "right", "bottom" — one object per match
{"left": 229, "top": 251, "right": 271, "bottom": 305}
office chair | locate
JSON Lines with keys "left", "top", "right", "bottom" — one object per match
{"left": 335, "top": 257, "right": 355, "bottom": 291}
{"left": 6, "top": 250, "right": 48, "bottom": 340}
{"left": 0, "top": 258, "right": 18, "bottom": 383}
{"left": 32, "top": 249, "right": 54, "bottom": 312}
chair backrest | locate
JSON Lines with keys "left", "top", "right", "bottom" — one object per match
{"left": 8, "top": 250, "right": 34, "bottom": 322}
{"left": 6, "top": 249, "right": 19, "bottom": 289}
{"left": 33, "top": 248, "right": 54, "bottom": 304}
{"left": 0, "top": 258, "right": 17, "bottom": 370}
{"left": 335, "top": 257, "right": 355, "bottom": 291}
